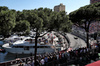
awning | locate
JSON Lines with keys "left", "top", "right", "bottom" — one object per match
{"left": 86, "top": 60, "right": 100, "bottom": 66}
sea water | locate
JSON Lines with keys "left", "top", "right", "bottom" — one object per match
{"left": 0, "top": 47, "right": 32, "bottom": 63}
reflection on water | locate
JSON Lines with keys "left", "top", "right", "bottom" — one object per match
{"left": 0, "top": 52, "right": 32, "bottom": 63}
{"left": 0, "top": 52, "right": 7, "bottom": 62}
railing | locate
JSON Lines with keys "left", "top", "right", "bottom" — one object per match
{"left": 0, "top": 56, "right": 33, "bottom": 66}
{"left": 0, "top": 47, "right": 99, "bottom": 66}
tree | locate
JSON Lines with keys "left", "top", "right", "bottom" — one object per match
{"left": 0, "top": 10, "right": 16, "bottom": 37}
{"left": 69, "top": 2, "right": 100, "bottom": 48}
{"left": 33, "top": 17, "right": 43, "bottom": 65}
{"left": 0, "top": 6, "right": 8, "bottom": 11}
{"left": 48, "top": 11, "right": 72, "bottom": 32}
{"left": 28, "top": 8, "right": 72, "bottom": 65}
{"left": 16, "top": 11, "right": 25, "bottom": 22}
{"left": 13, "top": 20, "right": 30, "bottom": 35}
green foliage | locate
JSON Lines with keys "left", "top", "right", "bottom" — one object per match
{"left": 0, "top": 6, "right": 8, "bottom": 11}
{"left": 58, "top": 11, "right": 72, "bottom": 32}
{"left": 16, "top": 8, "right": 72, "bottom": 33}
{"left": 0, "top": 6, "right": 72, "bottom": 36}
{"left": 69, "top": 2, "right": 100, "bottom": 25}
{"left": 0, "top": 10, "right": 16, "bottom": 36}
{"left": 13, "top": 20, "right": 30, "bottom": 33}
{"left": 34, "top": 17, "right": 43, "bottom": 30}
{"left": 48, "top": 11, "right": 72, "bottom": 32}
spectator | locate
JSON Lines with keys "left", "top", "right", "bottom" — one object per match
{"left": 56, "top": 54, "right": 59, "bottom": 60}
{"left": 31, "top": 60, "right": 34, "bottom": 66}
{"left": 40, "top": 58, "right": 45, "bottom": 66}
{"left": 34, "top": 60, "right": 40, "bottom": 66}
{"left": 44, "top": 56, "right": 48, "bottom": 63}
{"left": 18, "top": 62, "right": 23, "bottom": 66}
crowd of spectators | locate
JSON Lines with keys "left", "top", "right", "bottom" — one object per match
{"left": 72, "top": 21, "right": 100, "bottom": 34}
{"left": 1, "top": 43, "right": 97, "bottom": 66}
{"left": 1, "top": 32, "right": 100, "bottom": 66}
{"left": 0, "top": 44, "right": 100, "bottom": 66}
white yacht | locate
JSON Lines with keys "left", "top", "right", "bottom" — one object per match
{"left": 0, "top": 41, "right": 4, "bottom": 46}
{"left": 4, "top": 35, "right": 25, "bottom": 43}
{"left": 2, "top": 37, "right": 55, "bottom": 54}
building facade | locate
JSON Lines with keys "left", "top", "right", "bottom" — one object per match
{"left": 90, "top": 0, "right": 100, "bottom": 4}
{"left": 54, "top": 3, "right": 65, "bottom": 12}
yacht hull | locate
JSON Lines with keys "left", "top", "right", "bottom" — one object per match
{"left": 2, "top": 44, "right": 55, "bottom": 54}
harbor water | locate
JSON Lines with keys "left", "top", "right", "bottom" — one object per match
{"left": 0, "top": 47, "right": 33, "bottom": 63}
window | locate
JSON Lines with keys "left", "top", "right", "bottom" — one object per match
{"left": 38, "top": 46, "right": 45, "bottom": 48}
{"left": 25, "top": 39, "right": 30, "bottom": 41}
{"left": 24, "top": 46, "right": 29, "bottom": 50}
{"left": 18, "top": 46, "right": 23, "bottom": 48}
{"left": 45, "top": 46, "right": 50, "bottom": 48}
{"left": 13, "top": 46, "right": 24, "bottom": 48}
{"left": 29, "top": 46, "right": 35, "bottom": 48}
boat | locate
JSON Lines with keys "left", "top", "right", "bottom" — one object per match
{"left": 2, "top": 37, "right": 55, "bottom": 54}
{"left": 4, "top": 35, "right": 25, "bottom": 43}
{"left": 0, "top": 52, "right": 8, "bottom": 63}
{"left": 0, "top": 35, "right": 4, "bottom": 40}
{"left": 0, "top": 41, "right": 4, "bottom": 46}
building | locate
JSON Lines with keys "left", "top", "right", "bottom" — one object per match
{"left": 54, "top": 3, "right": 65, "bottom": 12}
{"left": 90, "top": 0, "right": 100, "bottom": 4}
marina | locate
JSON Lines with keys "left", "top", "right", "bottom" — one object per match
{"left": 0, "top": 31, "right": 68, "bottom": 64}
{"left": 3, "top": 37, "right": 55, "bottom": 54}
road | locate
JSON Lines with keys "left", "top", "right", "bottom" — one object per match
{"left": 66, "top": 33, "right": 86, "bottom": 50}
